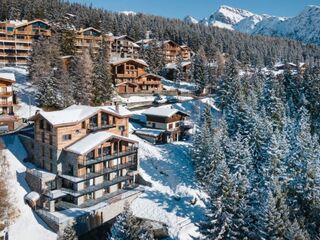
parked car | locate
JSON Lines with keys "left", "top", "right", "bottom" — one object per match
{"left": 166, "top": 97, "right": 179, "bottom": 104}
{"left": 153, "top": 96, "right": 166, "bottom": 105}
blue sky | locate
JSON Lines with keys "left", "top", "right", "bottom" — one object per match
{"left": 69, "top": 0, "right": 320, "bottom": 19}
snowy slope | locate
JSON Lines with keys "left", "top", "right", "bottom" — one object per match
{"left": 130, "top": 99, "right": 219, "bottom": 239}
{"left": 184, "top": 5, "right": 320, "bottom": 45}
{"left": 0, "top": 67, "right": 40, "bottom": 119}
{"left": 253, "top": 5, "right": 320, "bottom": 45}
{"left": 2, "top": 135, "right": 57, "bottom": 240}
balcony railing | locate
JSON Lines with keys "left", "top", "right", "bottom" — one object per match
{"left": 88, "top": 123, "right": 116, "bottom": 132}
{"left": 80, "top": 147, "right": 138, "bottom": 166}
{"left": 61, "top": 175, "right": 133, "bottom": 197}
{"left": 0, "top": 92, "right": 12, "bottom": 97}
{"left": 82, "top": 161, "right": 137, "bottom": 181}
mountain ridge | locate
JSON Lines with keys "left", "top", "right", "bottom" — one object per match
{"left": 184, "top": 5, "right": 320, "bottom": 45}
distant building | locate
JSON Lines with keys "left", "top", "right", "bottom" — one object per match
{"left": 111, "top": 58, "right": 163, "bottom": 94}
{"left": 0, "top": 19, "right": 51, "bottom": 65}
{"left": 111, "top": 35, "right": 140, "bottom": 59}
{"left": 139, "top": 107, "right": 193, "bottom": 143}
{"left": 20, "top": 104, "right": 141, "bottom": 234}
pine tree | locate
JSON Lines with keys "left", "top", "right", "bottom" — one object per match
{"left": 70, "top": 50, "right": 94, "bottom": 105}
{"left": 92, "top": 39, "right": 113, "bottom": 105}
{"left": 192, "top": 47, "right": 208, "bottom": 95}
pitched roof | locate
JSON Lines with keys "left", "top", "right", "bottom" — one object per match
{"left": 143, "top": 107, "right": 189, "bottom": 118}
{"left": 29, "top": 104, "right": 132, "bottom": 126}
{"left": 110, "top": 58, "right": 148, "bottom": 67}
{"left": 15, "top": 19, "right": 49, "bottom": 28}
{"left": 113, "top": 35, "right": 135, "bottom": 42}
{"left": 65, "top": 131, "right": 138, "bottom": 155}
{"left": 0, "top": 73, "right": 15, "bottom": 82}
{"left": 135, "top": 128, "right": 165, "bottom": 137}
{"left": 78, "top": 27, "right": 101, "bottom": 34}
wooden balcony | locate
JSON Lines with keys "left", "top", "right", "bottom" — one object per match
{"left": 87, "top": 122, "right": 116, "bottom": 132}
{"left": 0, "top": 92, "right": 12, "bottom": 97}
{"left": 0, "top": 101, "right": 13, "bottom": 106}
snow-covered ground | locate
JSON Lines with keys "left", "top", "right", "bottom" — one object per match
{"left": 129, "top": 98, "right": 219, "bottom": 239}
{"left": 162, "top": 79, "right": 197, "bottom": 93}
{"left": 0, "top": 67, "right": 40, "bottom": 119}
{"left": 2, "top": 135, "right": 57, "bottom": 240}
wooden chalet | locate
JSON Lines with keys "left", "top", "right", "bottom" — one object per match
{"left": 111, "top": 58, "right": 163, "bottom": 94}
{"left": 140, "top": 107, "right": 193, "bottom": 143}
{"left": 111, "top": 35, "right": 140, "bottom": 59}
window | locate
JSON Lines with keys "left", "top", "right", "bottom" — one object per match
{"left": 169, "top": 123, "right": 173, "bottom": 129}
{"left": 49, "top": 148, "right": 53, "bottom": 160}
{"left": 42, "top": 146, "right": 45, "bottom": 157}
{"left": 62, "top": 134, "right": 72, "bottom": 141}
{"left": 49, "top": 135, "right": 53, "bottom": 145}
{"left": 175, "top": 122, "right": 180, "bottom": 127}
{"left": 152, "top": 123, "right": 156, "bottom": 128}
{"left": 46, "top": 123, "right": 52, "bottom": 132}
{"left": 39, "top": 119, "right": 44, "bottom": 129}
{"left": 41, "top": 132, "right": 45, "bottom": 143}
{"left": 82, "top": 121, "right": 86, "bottom": 129}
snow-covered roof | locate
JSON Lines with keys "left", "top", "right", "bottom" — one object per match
{"left": 0, "top": 73, "right": 16, "bottom": 82}
{"left": 65, "top": 131, "right": 138, "bottom": 155}
{"left": 15, "top": 19, "right": 49, "bottom": 28}
{"left": 165, "top": 61, "right": 191, "bottom": 69}
{"left": 78, "top": 27, "right": 101, "bottom": 34}
{"left": 110, "top": 58, "right": 148, "bottom": 67}
{"left": 135, "top": 128, "right": 165, "bottom": 137}
{"left": 29, "top": 104, "right": 132, "bottom": 126}
{"left": 25, "top": 192, "right": 40, "bottom": 202}
{"left": 143, "top": 107, "right": 189, "bottom": 118}
{"left": 113, "top": 35, "right": 135, "bottom": 42}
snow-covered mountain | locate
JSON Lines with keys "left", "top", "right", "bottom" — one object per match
{"left": 184, "top": 5, "right": 320, "bottom": 45}
{"left": 184, "top": 15, "right": 198, "bottom": 24}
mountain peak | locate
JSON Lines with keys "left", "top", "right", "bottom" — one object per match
{"left": 184, "top": 15, "right": 198, "bottom": 24}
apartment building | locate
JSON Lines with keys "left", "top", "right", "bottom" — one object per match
{"left": 160, "top": 40, "right": 192, "bottom": 63}
{"left": 111, "top": 35, "right": 140, "bottom": 59}
{"left": 23, "top": 104, "right": 139, "bottom": 214}
{"left": 136, "top": 107, "right": 193, "bottom": 143}
{"left": 111, "top": 58, "right": 163, "bottom": 94}
{"left": 0, "top": 19, "right": 51, "bottom": 65}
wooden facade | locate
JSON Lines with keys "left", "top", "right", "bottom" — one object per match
{"left": 27, "top": 105, "right": 139, "bottom": 208}
{"left": 143, "top": 110, "right": 191, "bottom": 143}
{"left": 161, "top": 40, "right": 192, "bottom": 63}
{"left": 112, "top": 59, "right": 163, "bottom": 94}
{"left": 0, "top": 19, "right": 51, "bottom": 65}
{"left": 111, "top": 35, "right": 139, "bottom": 59}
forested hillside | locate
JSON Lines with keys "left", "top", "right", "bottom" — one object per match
{"left": 1, "top": 0, "right": 320, "bottom": 67}
{"left": 193, "top": 60, "right": 320, "bottom": 239}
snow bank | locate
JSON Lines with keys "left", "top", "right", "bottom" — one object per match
{"left": 2, "top": 135, "right": 56, "bottom": 240}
